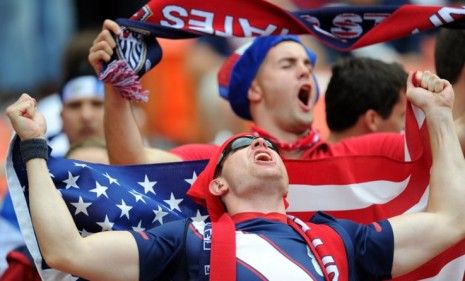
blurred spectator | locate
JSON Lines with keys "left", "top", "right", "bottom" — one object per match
{"left": 434, "top": 26, "right": 465, "bottom": 156}
{"left": 435, "top": 28, "right": 465, "bottom": 119}
{"left": 325, "top": 57, "right": 407, "bottom": 143}
{"left": 38, "top": 29, "right": 105, "bottom": 157}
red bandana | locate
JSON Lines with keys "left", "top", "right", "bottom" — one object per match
{"left": 251, "top": 125, "right": 321, "bottom": 152}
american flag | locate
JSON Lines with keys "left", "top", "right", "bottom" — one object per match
{"left": 6, "top": 102, "right": 464, "bottom": 280}
{"left": 7, "top": 145, "right": 209, "bottom": 281}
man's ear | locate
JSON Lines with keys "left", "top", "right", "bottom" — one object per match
{"left": 363, "top": 109, "right": 381, "bottom": 132}
{"left": 248, "top": 79, "right": 263, "bottom": 102}
{"left": 209, "top": 178, "right": 228, "bottom": 196}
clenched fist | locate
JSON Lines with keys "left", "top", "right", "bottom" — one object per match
{"left": 5, "top": 93, "right": 47, "bottom": 140}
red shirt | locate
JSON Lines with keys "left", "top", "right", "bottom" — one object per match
{"left": 170, "top": 131, "right": 404, "bottom": 161}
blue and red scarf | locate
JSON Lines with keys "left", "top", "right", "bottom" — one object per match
{"left": 99, "top": 1, "right": 465, "bottom": 101}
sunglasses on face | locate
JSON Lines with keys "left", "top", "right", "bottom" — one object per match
{"left": 213, "top": 136, "right": 279, "bottom": 178}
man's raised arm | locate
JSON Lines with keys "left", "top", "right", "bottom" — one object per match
{"left": 389, "top": 71, "right": 465, "bottom": 277}
{"left": 89, "top": 19, "right": 182, "bottom": 165}
{"left": 6, "top": 94, "right": 140, "bottom": 281}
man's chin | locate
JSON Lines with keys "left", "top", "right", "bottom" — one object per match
{"left": 293, "top": 117, "right": 313, "bottom": 132}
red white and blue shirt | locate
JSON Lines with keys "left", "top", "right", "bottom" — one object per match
{"left": 131, "top": 212, "right": 393, "bottom": 281}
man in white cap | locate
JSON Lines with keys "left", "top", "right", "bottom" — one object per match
{"left": 59, "top": 73, "right": 105, "bottom": 147}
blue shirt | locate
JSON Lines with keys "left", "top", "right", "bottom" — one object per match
{"left": 131, "top": 213, "right": 393, "bottom": 281}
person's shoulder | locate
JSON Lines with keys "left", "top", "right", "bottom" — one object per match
{"left": 329, "top": 132, "right": 404, "bottom": 159}
{"left": 337, "top": 132, "right": 403, "bottom": 146}
{"left": 310, "top": 211, "right": 392, "bottom": 239}
{"left": 132, "top": 219, "right": 191, "bottom": 242}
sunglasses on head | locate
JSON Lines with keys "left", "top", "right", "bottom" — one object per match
{"left": 213, "top": 136, "right": 278, "bottom": 178}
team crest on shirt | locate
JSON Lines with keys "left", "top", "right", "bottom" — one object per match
{"left": 116, "top": 28, "right": 148, "bottom": 74}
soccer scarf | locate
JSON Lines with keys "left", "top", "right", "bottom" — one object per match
{"left": 100, "top": 0, "right": 465, "bottom": 101}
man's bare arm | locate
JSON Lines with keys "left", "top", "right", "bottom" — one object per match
{"left": 389, "top": 72, "right": 465, "bottom": 277}
{"left": 6, "top": 94, "right": 139, "bottom": 281}
{"left": 89, "top": 19, "right": 182, "bottom": 165}
{"left": 104, "top": 84, "right": 181, "bottom": 164}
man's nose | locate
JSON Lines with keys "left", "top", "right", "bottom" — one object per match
{"left": 251, "top": 138, "right": 268, "bottom": 150}
{"left": 80, "top": 104, "right": 94, "bottom": 120}
{"left": 297, "top": 62, "right": 310, "bottom": 79}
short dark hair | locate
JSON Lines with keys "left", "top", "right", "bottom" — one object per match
{"left": 325, "top": 57, "right": 407, "bottom": 132}
{"left": 435, "top": 29, "right": 465, "bottom": 84}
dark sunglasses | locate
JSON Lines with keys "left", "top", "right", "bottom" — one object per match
{"left": 213, "top": 136, "right": 278, "bottom": 178}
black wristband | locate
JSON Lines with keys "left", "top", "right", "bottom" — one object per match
{"left": 20, "top": 138, "right": 49, "bottom": 163}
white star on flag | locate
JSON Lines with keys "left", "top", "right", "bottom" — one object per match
{"left": 132, "top": 220, "right": 145, "bottom": 232}
{"left": 191, "top": 209, "right": 209, "bottom": 223}
{"left": 153, "top": 206, "right": 168, "bottom": 225}
{"left": 164, "top": 193, "right": 183, "bottom": 211}
{"left": 138, "top": 175, "right": 157, "bottom": 194}
{"left": 103, "top": 172, "right": 120, "bottom": 185}
{"left": 97, "top": 215, "right": 115, "bottom": 231}
{"left": 63, "top": 171, "right": 80, "bottom": 189}
{"left": 116, "top": 199, "right": 133, "bottom": 219}
{"left": 185, "top": 171, "right": 198, "bottom": 186}
{"left": 89, "top": 181, "right": 109, "bottom": 198}
{"left": 70, "top": 196, "right": 92, "bottom": 216}
{"left": 129, "top": 189, "right": 146, "bottom": 203}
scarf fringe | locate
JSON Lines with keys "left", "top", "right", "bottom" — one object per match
{"left": 99, "top": 60, "right": 149, "bottom": 102}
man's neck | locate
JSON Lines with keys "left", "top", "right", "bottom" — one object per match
{"left": 270, "top": 128, "right": 309, "bottom": 143}
{"left": 226, "top": 195, "right": 286, "bottom": 217}
{"left": 253, "top": 115, "right": 310, "bottom": 143}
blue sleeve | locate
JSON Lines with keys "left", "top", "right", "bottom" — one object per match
{"left": 130, "top": 219, "right": 188, "bottom": 281}
{"left": 338, "top": 219, "right": 394, "bottom": 280}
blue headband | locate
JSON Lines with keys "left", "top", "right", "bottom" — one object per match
{"left": 218, "top": 35, "right": 319, "bottom": 120}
